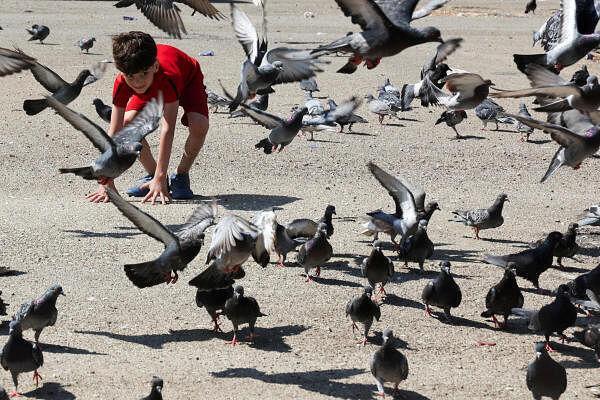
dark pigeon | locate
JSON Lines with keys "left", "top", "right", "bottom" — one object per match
{"left": 221, "top": 285, "right": 266, "bottom": 345}
{"left": 229, "top": 94, "right": 269, "bottom": 118}
{"left": 370, "top": 328, "right": 409, "bottom": 398}
{"left": 76, "top": 37, "right": 96, "bottom": 53}
{"left": 26, "top": 25, "right": 50, "bottom": 44}
{"left": 191, "top": 285, "right": 233, "bottom": 332}
{"left": 564, "top": 263, "right": 600, "bottom": 300}
{"left": 360, "top": 242, "right": 394, "bottom": 298}
{"left": 526, "top": 342, "right": 567, "bottom": 399}
{"left": 399, "top": 220, "right": 434, "bottom": 272}
{"left": 572, "top": 324, "right": 600, "bottom": 362}
{"left": 481, "top": 267, "right": 524, "bottom": 329}
{"left": 525, "top": 0, "right": 537, "bottom": 14}
{"left": 13, "top": 285, "right": 65, "bottom": 343}
{"left": 345, "top": 286, "right": 381, "bottom": 345}
{"left": 141, "top": 376, "right": 163, "bottom": 400}
{"left": 0, "top": 291, "right": 8, "bottom": 316}
{"left": 0, "top": 320, "right": 43, "bottom": 397}
{"left": 570, "top": 65, "right": 589, "bottom": 87}
{"left": 296, "top": 223, "right": 333, "bottom": 282}
{"left": 451, "top": 193, "right": 508, "bottom": 239}
{"left": 532, "top": 223, "right": 579, "bottom": 268}
{"left": 286, "top": 205, "right": 336, "bottom": 240}
{"left": 422, "top": 261, "right": 462, "bottom": 319}
{"left": 93, "top": 98, "right": 112, "bottom": 123}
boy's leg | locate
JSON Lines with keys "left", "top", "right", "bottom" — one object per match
{"left": 176, "top": 112, "right": 209, "bottom": 174}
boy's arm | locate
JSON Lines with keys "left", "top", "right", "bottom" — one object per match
{"left": 140, "top": 100, "right": 179, "bottom": 205}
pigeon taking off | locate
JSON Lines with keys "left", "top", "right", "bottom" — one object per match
{"left": 370, "top": 328, "right": 409, "bottom": 398}
{"left": 481, "top": 268, "right": 524, "bottom": 329}
{"left": 296, "top": 223, "right": 333, "bottom": 282}
{"left": 48, "top": 93, "right": 162, "bottom": 184}
{"left": 326, "top": 98, "right": 368, "bottom": 132}
{"left": 360, "top": 242, "right": 394, "bottom": 297}
{"left": 423, "top": 72, "right": 494, "bottom": 111}
{"left": 141, "top": 376, "right": 163, "bottom": 400}
{"left": 26, "top": 25, "right": 50, "bottom": 44}
{"left": 526, "top": 342, "right": 567, "bottom": 399}
{"left": 451, "top": 193, "right": 508, "bottom": 239}
{"left": 106, "top": 188, "right": 217, "bottom": 288}
{"left": 346, "top": 286, "right": 381, "bottom": 345}
{"left": 435, "top": 110, "right": 467, "bottom": 139}
{"left": 76, "top": 37, "right": 96, "bottom": 53}
{"left": 13, "top": 285, "right": 65, "bottom": 343}
{"left": 93, "top": 98, "right": 112, "bottom": 123}
{"left": 0, "top": 48, "right": 37, "bottom": 77}
{"left": 1, "top": 320, "right": 43, "bottom": 397}
{"left": 422, "top": 261, "right": 462, "bottom": 319}
{"left": 222, "top": 285, "right": 266, "bottom": 345}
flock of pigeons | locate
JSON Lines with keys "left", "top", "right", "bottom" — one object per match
{"left": 0, "top": 0, "right": 600, "bottom": 398}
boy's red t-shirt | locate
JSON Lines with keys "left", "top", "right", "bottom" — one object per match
{"left": 112, "top": 44, "right": 201, "bottom": 108}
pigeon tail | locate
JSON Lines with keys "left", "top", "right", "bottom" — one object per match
{"left": 255, "top": 138, "right": 273, "bottom": 154}
{"left": 540, "top": 151, "right": 564, "bottom": 183}
{"left": 23, "top": 99, "right": 48, "bottom": 115}
{"left": 483, "top": 254, "right": 509, "bottom": 268}
{"left": 114, "top": 0, "right": 135, "bottom": 7}
{"left": 337, "top": 61, "right": 358, "bottom": 74}
{"left": 513, "top": 53, "right": 547, "bottom": 74}
{"left": 58, "top": 166, "right": 95, "bottom": 180}
{"left": 188, "top": 263, "right": 236, "bottom": 292}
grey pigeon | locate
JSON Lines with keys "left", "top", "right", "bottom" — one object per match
{"left": 484, "top": 231, "right": 563, "bottom": 291}
{"left": 360, "top": 242, "right": 394, "bottom": 297}
{"left": 365, "top": 94, "right": 401, "bottom": 124}
{"left": 376, "top": 88, "right": 404, "bottom": 112}
{"left": 525, "top": 0, "right": 537, "bottom": 14}
{"left": 312, "top": 0, "right": 450, "bottom": 74}
{"left": 423, "top": 72, "right": 494, "bottom": 111}
{"left": 572, "top": 289, "right": 600, "bottom": 314}
{"left": 0, "top": 320, "right": 43, "bottom": 397}
{"left": 207, "top": 89, "right": 231, "bottom": 112}
{"left": 379, "top": 78, "right": 401, "bottom": 97}
{"left": 480, "top": 267, "right": 524, "bottom": 329}
{"left": 229, "top": 94, "right": 268, "bottom": 118}
{"left": 113, "top": 0, "right": 225, "bottom": 39}
{"left": 76, "top": 37, "right": 96, "bottom": 53}
{"left": 26, "top": 24, "right": 50, "bottom": 44}
{"left": 370, "top": 328, "right": 409, "bottom": 398}
{"left": 366, "top": 162, "right": 433, "bottom": 246}
{"left": 451, "top": 193, "right": 508, "bottom": 239}
{"left": 190, "top": 284, "right": 233, "bottom": 332}
{"left": 93, "top": 98, "right": 112, "bottom": 123}
{"left": 141, "top": 376, "right": 163, "bottom": 400}
{"left": 326, "top": 98, "right": 367, "bottom": 132}
{"left": 345, "top": 286, "right": 381, "bottom": 345}
{"left": 304, "top": 92, "right": 324, "bottom": 116}
{"left": 296, "top": 223, "right": 333, "bottom": 282}
{"left": 514, "top": 0, "right": 600, "bottom": 73}
{"left": 106, "top": 188, "right": 217, "bottom": 288}
{"left": 435, "top": 110, "right": 467, "bottom": 139}
{"left": 511, "top": 284, "right": 577, "bottom": 351}
{"left": 572, "top": 324, "right": 600, "bottom": 362}
{"left": 507, "top": 112, "right": 600, "bottom": 182}
{"left": 421, "top": 261, "right": 462, "bottom": 319}
{"left": 533, "top": 9, "right": 562, "bottom": 50}
{"left": 399, "top": 220, "right": 434, "bottom": 272}
{"left": 286, "top": 205, "right": 336, "bottom": 240}
{"left": 526, "top": 342, "right": 567, "bottom": 399}
{"left": 48, "top": 93, "right": 162, "bottom": 184}
{"left": 0, "top": 292, "right": 8, "bottom": 317}
{"left": 228, "top": 4, "right": 325, "bottom": 111}
{"left": 517, "top": 103, "right": 535, "bottom": 141}
{"left": 565, "top": 264, "right": 600, "bottom": 300}
{"left": 299, "top": 77, "right": 319, "bottom": 95}
{"left": 578, "top": 204, "right": 600, "bottom": 226}
{"left": 475, "top": 98, "right": 515, "bottom": 130}
{"left": 13, "top": 285, "right": 64, "bottom": 343}
{"left": 221, "top": 285, "right": 266, "bottom": 345}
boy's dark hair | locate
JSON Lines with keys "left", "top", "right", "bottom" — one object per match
{"left": 112, "top": 31, "right": 157, "bottom": 75}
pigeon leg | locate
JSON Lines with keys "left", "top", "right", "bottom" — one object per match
{"left": 358, "top": 336, "right": 368, "bottom": 346}
{"left": 34, "top": 330, "right": 41, "bottom": 344}
{"left": 211, "top": 314, "right": 223, "bottom": 332}
{"left": 351, "top": 321, "right": 359, "bottom": 333}
{"left": 374, "top": 378, "right": 385, "bottom": 398}
{"left": 305, "top": 273, "right": 313, "bottom": 283}
{"left": 276, "top": 255, "right": 285, "bottom": 268}
{"left": 378, "top": 115, "right": 384, "bottom": 124}
{"left": 378, "top": 285, "right": 387, "bottom": 297}
{"left": 227, "top": 331, "right": 238, "bottom": 346}
{"left": 171, "top": 271, "right": 179, "bottom": 284}
{"left": 365, "top": 58, "right": 381, "bottom": 69}
{"left": 315, "top": 266, "right": 321, "bottom": 277}
{"left": 544, "top": 342, "right": 556, "bottom": 352}
{"left": 348, "top": 123, "right": 353, "bottom": 132}
{"left": 8, "top": 391, "right": 20, "bottom": 398}
{"left": 494, "top": 121, "right": 499, "bottom": 131}
{"left": 451, "top": 126, "right": 462, "bottom": 139}
{"left": 424, "top": 305, "right": 433, "bottom": 317}
{"left": 491, "top": 315, "right": 501, "bottom": 329}
{"left": 476, "top": 340, "right": 497, "bottom": 347}
{"left": 10, "top": 372, "right": 19, "bottom": 397}
{"left": 349, "top": 53, "right": 363, "bottom": 66}
{"left": 32, "top": 370, "right": 42, "bottom": 387}
{"left": 474, "top": 227, "right": 481, "bottom": 240}
{"left": 97, "top": 177, "right": 113, "bottom": 186}
{"left": 557, "top": 257, "right": 563, "bottom": 268}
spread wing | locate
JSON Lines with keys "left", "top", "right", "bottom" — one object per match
{"left": 114, "top": 92, "right": 163, "bottom": 145}
{"left": 0, "top": 47, "right": 36, "bottom": 77}
{"left": 231, "top": 4, "right": 260, "bottom": 61}
{"left": 491, "top": 85, "right": 581, "bottom": 99}
{"left": 506, "top": 113, "right": 586, "bottom": 147}
{"left": 220, "top": 82, "right": 284, "bottom": 128}
{"left": 442, "top": 73, "right": 487, "bottom": 98}
{"left": 368, "top": 162, "right": 417, "bottom": 221}
{"left": 373, "top": 0, "right": 420, "bottom": 26}
{"left": 207, "top": 214, "right": 259, "bottom": 258}
{"left": 334, "top": 0, "right": 391, "bottom": 32}
{"left": 265, "top": 48, "right": 326, "bottom": 84}
{"left": 179, "top": 0, "right": 224, "bottom": 19}
{"left": 136, "top": 0, "right": 187, "bottom": 39}
{"left": 27, "top": 58, "right": 68, "bottom": 93}
{"left": 412, "top": 0, "right": 450, "bottom": 19}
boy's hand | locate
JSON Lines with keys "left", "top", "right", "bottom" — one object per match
{"left": 86, "top": 180, "right": 116, "bottom": 203}
{"left": 141, "top": 176, "right": 171, "bottom": 205}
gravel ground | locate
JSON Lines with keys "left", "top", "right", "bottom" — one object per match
{"left": 0, "top": 0, "right": 599, "bottom": 398}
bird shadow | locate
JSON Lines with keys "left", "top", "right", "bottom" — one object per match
{"left": 326, "top": 261, "right": 363, "bottom": 278}
{"left": 487, "top": 128, "right": 515, "bottom": 133}
{"left": 36, "top": 43, "right": 60, "bottom": 46}
{"left": 550, "top": 264, "right": 589, "bottom": 274}
{"left": 478, "top": 237, "right": 529, "bottom": 245}
{"left": 40, "top": 342, "right": 107, "bottom": 356}
{"left": 383, "top": 123, "right": 405, "bottom": 127}
{"left": 0, "top": 270, "right": 27, "bottom": 277}
{"left": 520, "top": 287, "right": 555, "bottom": 297}
{"left": 61, "top": 227, "right": 140, "bottom": 239}
{"left": 550, "top": 342, "right": 599, "bottom": 369}
{"left": 23, "top": 382, "right": 76, "bottom": 399}
{"left": 578, "top": 246, "right": 600, "bottom": 258}
{"left": 430, "top": 247, "right": 481, "bottom": 263}
{"left": 212, "top": 193, "right": 301, "bottom": 211}
{"left": 306, "top": 138, "right": 343, "bottom": 144}
{"left": 527, "top": 139, "right": 552, "bottom": 145}
{"left": 343, "top": 131, "right": 376, "bottom": 137}
{"left": 81, "top": 52, "right": 103, "bottom": 56}
{"left": 384, "top": 293, "right": 424, "bottom": 311}
{"left": 311, "top": 275, "right": 363, "bottom": 288}
{"left": 453, "top": 134, "right": 486, "bottom": 140}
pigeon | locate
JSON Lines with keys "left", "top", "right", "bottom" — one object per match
{"left": 435, "top": 110, "right": 467, "bottom": 139}
{"left": 229, "top": 94, "right": 268, "bottom": 118}
{"left": 553, "top": 223, "right": 579, "bottom": 267}
{"left": 511, "top": 284, "right": 577, "bottom": 351}
{"left": 325, "top": 98, "right": 368, "bottom": 132}
{"left": 506, "top": 113, "right": 600, "bottom": 182}
{"left": 113, "top": 0, "right": 225, "bottom": 39}
{"left": 370, "top": 328, "right": 409, "bottom": 398}
{"left": 480, "top": 268, "right": 524, "bottom": 329}
{"left": 360, "top": 242, "right": 394, "bottom": 297}
{"left": 422, "top": 72, "right": 493, "bottom": 111}
{"left": 221, "top": 285, "right": 266, "bottom": 345}
{"left": 106, "top": 188, "right": 217, "bottom": 288}
{"left": 48, "top": 93, "right": 162, "bottom": 184}
{"left": 379, "top": 78, "right": 401, "bottom": 97}
{"left": 312, "top": 0, "right": 450, "bottom": 73}
{"left": 451, "top": 193, "right": 508, "bottom": 239}
{"left": 399, "top": 220, "right": 434, "bottom": 272}
{"left": 304, "top": 92, "right": 325, "bottom": 116}
{"left": 365, "top": 94, "right": 401, "bottom": 124}
{"left": 0, "top": 320, "right": 43, "bottom": 397}
{"left": 76, "top": 37, "right": 96, "bottom": 53}
{"left": 12, "top": 285, "right": 65, "bottom": 343}
{"left": 366, "top": 162, "right": 433, "bottom": 246}
{"left": 0, "top": 292, "right": 8, "bottom": 317}
{"left": 533, "top": 9, "right": 562, "bottom": 50}
{"left": 573, "top": 289, "right": 600, "bottom": 315}
{"left": 572, "top": 324, "right": 600, "bottom": 362}
{"left": 376, "top": 88, "right": 404, "bottom": 112}
{"left": 578, "top": 204, "right": 600, "bottom": 226}
{"left": 564, "top": 264, "right": 600, "bottom": 300}
{"left": 296, "top": 223, "right": 333, "bottom": 282}
{"left": 253, "top": 210, "right": 303, "bottom": 267}
{"left": 141, "top": 376, "right": 163, "bottom": 400}
{"left": 422, "top": 261, "right": 462, "bottom": 319}
{"left": 188, "top": 261, "right": 246, "bottom": 293}
{"left": 525, "top": 0, "right": 537, "bottom": 14}
{"left": 475, "top": 99, "right": 515, "bottom": 130}
{"left": 401, "top": 38, "right": 463, "bottom": 108}
{"left": 570, "top": 64, "right": 590, "bottom": 87}
{"left": 517, "top": 103, "right": 535, "bottom": 141}
{"left": 207, "top": 89, "right": 231, "bottom": 112}
{"left": 228, "top": 4, "right": 325, "bottom": 111}
{"left": 191, "top": 285, "right": 233, "bottom": 332}
{"left": 345, "top": 286, "right": 381, "bottom": 345}
{"left": 514, "top": 0, "right": 600, "bottom": 73}
{"left": 484, "top": 231, "right": 563, "bottom": 291}
{"left": 286, "top": 205, "right": 336, "bottom": 240}
{"left": 526, "top": 342, "right": 567, "bottom": 399}
{"left": 26, "top": 24, "right": 50, "bottom": 44}
{"left": 92, "top": 98, "right": 112, "bottom": 123}
{"left": 299, "top": 77, "right": 319, "bottom": 95}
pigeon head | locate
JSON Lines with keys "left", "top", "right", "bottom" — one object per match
{"left": 151, "top": 376, "right": 163, "bottom": 391}
{"left": 417, "top": 219, "right": 428, "bottom": 229}
{"left": 92, "top": 98, "right": 103, "bottom": 107}
{"left": 382, "top": 328, "right": 394, "bottom": 344}
{"left": 234, "top": 285, "right": 244, "bottom": 297}
{"left": 505, "top": 262, "right": 518, "bottom": 276}
{"left": 46, "top": 284, "right": 65, "bottom": 299}
{"left": 497, "top": 193, "right": 508, "bottom": 202}
{"left": 545, "top": 231, "right": 563, "bottom": 246}
{"left": 421, "top": 26, "right": 443, "bottom": 43}
{"left": 567, "top": 222, "right": 578, "bottom": 232}
{"left": 8, "top": 319, "right": 22, "bottom": 335}
{"left": 426, "top": 201, "right": 441, "bottom": 212}
{"left": 325, "top": 205, "right": 336, "bottom": 217}
{"left": 271, "top": 61, "right": 284, "bottom": 71}
{"left": 372, "top": 240, "right": 383, "bottom": 250}
{"left": 363, "top": 285, "right": 373, "bottom": 296}
{"left": 439, "top": 260, "right": 451, "bottom": 274}
{"left": 533, "top": 341, "right": 547, "bottom": 356}
{"left": 554, "top": 284, "right": 571, "bottom": 297}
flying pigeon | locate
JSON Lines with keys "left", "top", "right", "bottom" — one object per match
{"left": 221, "top": 285, "right": 266, "bottom": 345}
{"left": 346, "top": 286, "right": 381, "bottom": 345}
{"left": 286, "top": 205, "right": 336, "bottom": 240}
{"left": 422, "top": 72, "right": 494, "bottom": 111}
{"left": 12, "top": 285, "right": 65, "bottom": 343}
{"left": 0, "top": 320, "right": 43, "bottom": 397}
{"left": 26, "top": 24, "right": 50, "bottom": 44}
{"left": 451, "top": 193, "right": 508, "bottom": 239}
{"left": 106, "top": 188, "right": 217, "bottom": 288}
{"left": 253, "top": 210, "right": 303, "bottom": 267}
{"left": 526, "top": 342, "right": 567, "bottom": 399}
{"left": 421, "top": 261, "right": 462, "bottom": 319}
{"left": 229, "top": 94, "right": 268, "bottom": 118}
{"left": 370, "top": 328, "right": 409, "bottom": 398}
{"left": 480, "top": 268, "right": 524, "bottom": 329}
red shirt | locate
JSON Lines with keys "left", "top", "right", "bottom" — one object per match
{"left": 112, "top": 44, "right": 200, "bottom": 107}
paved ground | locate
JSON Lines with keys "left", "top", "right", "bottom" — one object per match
{"left": 0, "top": 0, "right": 598, "bottom": 398}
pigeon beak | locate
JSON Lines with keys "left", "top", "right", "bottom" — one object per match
{"left": 60, "top": 292, "right": 66, "bottom": 296}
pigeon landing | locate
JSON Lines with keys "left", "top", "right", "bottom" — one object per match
{"left": 13, "top": 285, "right": 65, "bottom": 343}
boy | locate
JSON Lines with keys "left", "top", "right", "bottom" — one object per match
{"left": 87, "top": 31, "right": 209, "bottom": 205}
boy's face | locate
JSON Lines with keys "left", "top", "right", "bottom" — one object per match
{"left": 122, "top": 60, "right": 159, "bottom": 94}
